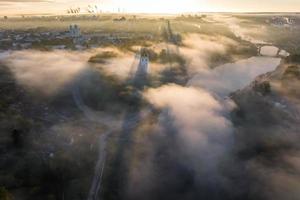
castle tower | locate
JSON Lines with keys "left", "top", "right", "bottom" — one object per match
{"left": 138, "top": 50, "right": 149, "bottom": 75}
{"left": 135, "top": 48, "right": 150, "bottom": 78}
{"left": 69, "top": 24, "right": 81, "bottom": 37}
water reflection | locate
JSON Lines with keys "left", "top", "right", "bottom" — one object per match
{"left": 188, "top": 56, "right": 281, "bottom": 96}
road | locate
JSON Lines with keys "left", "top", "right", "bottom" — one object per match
{"left": 72, "top": 68, "right": 148, "bottom": 200}
{"left": 87, "top": 133, "right": 108, "bottom": 200}
{"left": 72, "top": 41, "right": 158, "bottom": 199}
{"left": 71, "top": 76, "right": 113, "bottom": 200}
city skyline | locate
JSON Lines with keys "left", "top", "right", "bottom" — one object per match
{"left": 1, "top": 0, "right": 300, "bottom": 16}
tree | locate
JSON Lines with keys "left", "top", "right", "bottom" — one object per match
{"left": 0, "top": 187, "right": 13, "bottom": 200}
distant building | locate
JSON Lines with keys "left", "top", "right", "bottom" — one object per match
{"left": 137, "top": 48, "right": 150, "bottom": 76}
{"left": 267, "top": 17, "right": 295, "bottom": 27}
{"left": 113, "top": 17, "right": 126, "bottom": 22}
{"left": 69, "top": 24, "right": 81, "bottom": 37}
{"left": 133, "top": 48, "right": 150, "bottom": 88}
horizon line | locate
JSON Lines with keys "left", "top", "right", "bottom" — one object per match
{"left": 2, "top": 11, "right": 300, "bottom": 17}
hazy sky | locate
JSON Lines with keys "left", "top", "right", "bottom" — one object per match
{"left": 1, "top": 0, "right": 300, "bottom": 15}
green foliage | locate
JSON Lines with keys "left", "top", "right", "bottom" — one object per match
{"left": 208, "top": 52, "right": 233, "bottom": 68}
{"left": 253, "top": 81, "right": 271, "bottom": 95}
{"left": 283, "top": 65, "right": 300, "bottom": 80}
{"left": 33, "top": 38, "right": 73, "bottom": 49}
{"left": 285, "top": 55, "right": 300, "bottom": 64}
{"left": 14, "top": 114, "right": 33, "bottom": 132}
{"left": 141, "top": 48, "right": 158, "bottom": 62}
{"left": 0, "top": 100, "right": 8, "bottom": 112}
{"left": 88, "top": 51, "right": 118, "bottom": 63}
{"left": 118, "top": 86, "right": 141, "bottom": 106}
{"left": 0, "top": 187, "right": 13, "bottom": 200}
{"left": 158, "top": 49, "right": 186, "bottom": 65}
{"left": 159, "top": 64, "right": 187, "bottom": 85}
{"left": 78, "top": 69, "right": 137, "bottom": 112}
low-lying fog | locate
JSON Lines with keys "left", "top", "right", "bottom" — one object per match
{"left": 0, "top": 32, "right": 294, "bottom": 200}
{"left": 189, "top": 56, "right": 281, "bottom": 96}
{"left": 0, "top": 32, "right": 282, "bottom": 98}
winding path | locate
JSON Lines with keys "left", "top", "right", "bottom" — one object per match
{"left": 72, "top": 63, "right": 149, "bottom": 200}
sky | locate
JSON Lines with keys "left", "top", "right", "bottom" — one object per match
{"left": 0, "top": 0, "right": 300, "bottom": 15}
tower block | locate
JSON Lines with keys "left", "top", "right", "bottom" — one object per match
{"left": 136, "top": 48, "right": 150, "bottom": 76}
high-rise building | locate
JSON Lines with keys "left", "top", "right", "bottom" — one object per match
{"left": 137, "top": 49, "right": 150, "bottom": 76}
{"left": 69, "top": 24, "right": 81, "bottom": 37}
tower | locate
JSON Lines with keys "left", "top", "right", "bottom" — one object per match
{"left": 137, "top": 49, "right": 149, "bottom": 76}
{"left": 139, "top": 51, "right": 149, "bottom": 74}
{"left": 69, "top": 24, "right": 81, "bottom": 37}
{"left": 133, "top": 48, "right": 150, "bottom": 88}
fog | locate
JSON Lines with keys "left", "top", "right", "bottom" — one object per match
{"left": 1, "top": 32, "right": 298, "bottom": 200}
{"left": 214, "top": 15, "right": 268, "bottom": 44}
{"left": 125, "top": 35, "right": 243, "bottom": 199}
{"left": 3, "top": 50, "right": 91, "bottom": 95}
{"left": 1, "top": 48, "right": 149, "bottom": 95}
{"left": 180, "top": 34, "right": 236, "bottom": 72}
{"left": 177, "top": 34, "right": 281, "bottom": 96}
{"left": 188, "top": 56, "right": 281, "bottom": 96}
{"left": 144, "top": 84, "right": 233, "bottom": 148}
{"left": 125, "top": 83, "right": 234, "bottom": 200}
{"left": 128, "top": 34, "right": 298, "bottom": 200}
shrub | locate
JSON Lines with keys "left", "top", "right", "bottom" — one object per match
{"left": 0, "top": 187, "right": 13, "bottom": 200}
{"left": 88, "top": 51, "right": 117, "bottom": 63}
{"left": 283, "top": 65, "right": 300, "bottom": 79}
